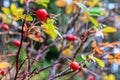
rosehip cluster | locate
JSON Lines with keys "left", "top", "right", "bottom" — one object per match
{"left": 0, "top": 23, "right": 9, "bottom": 30}
{"left": 66, "top": 35, "right": 77, "bottom": 41}
{"left": 69, "top": 61, "right": 80, "bottom": 71}
{"left": 36, "top": 9, "right": 48, "bottom": 21}
{"left": 0, "top": 69, "right": 6, "bottom": 76}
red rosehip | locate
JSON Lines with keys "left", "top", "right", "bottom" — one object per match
{"left": 13, "top": 40, "right": 21, "bottom": 47}
{"left": 66, "top": 35, "right": 77, "bottom": 41}
{"left": 0, "top": 69, "right": 6, "bottom": 76}
{"left": 87, "top": 75, "right": 95, "bottom": 80}
{"left": 1, "top": 23, "right": 9, "bottom": 30}
{"left": 36, "top": 33, "right": 43, "bottom": 42}
{"left": 36, "top": 9, "right": 48, "bottom": 21}
{"left": 69, "top": 61, "right": 80, "bottom": 71}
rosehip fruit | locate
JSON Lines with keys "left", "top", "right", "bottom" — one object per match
{"left": 1, "top": 23, "right": 9, "bottom": 30}
{"left": 87, "top": 75, "right": 95, "bottom": 80}
{"left": 36, "top": 33, "right": 43, "bottom": 42}
{"left": 0, "top": 69, "right": 6, "bottom": 76}
{"left": 36, "top": 9, "right": 48, "bottom": 21}
{"left": 13, "top": 40, "right": 21, "bottom": 47}
{"left": 66, "top": 35, "right": 77, "bottom": 41}
{"left": 69, "top": 61, "right": 80, "bottom": 71}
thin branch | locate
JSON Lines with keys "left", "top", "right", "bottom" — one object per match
{"left": 66, "top": 70, "right": 80, "bottom": 80}
{"left": 14, "top": 14, "right": 27, "bottom": 80}
{"left": 28, "top": 65, "right": 53, "bottom": 79}
{"left": 72, "top": 30, "right": 91, "bottom": 61}
{"left": 0, "top": 53, "right": 16, "bottom": 58}
{"left": 51, "top": 70, "right": 74, "bottom": 80}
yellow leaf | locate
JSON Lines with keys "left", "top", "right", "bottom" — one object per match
{"left": 1, "top": 14, "right": 12, "bottom": 24}
{"left": 66, "top": 4, "right": 73, "bottom": 14}
{"left": 94, "top": 57, "right": 105, "bottom": 68}
{"left": 73, "top": 5, "right": 78, "bottom": 13}
{"left": 21, "top": 15, "right": 33, "bottom": 21}
{"left": 20, "top": 0, "right": 24, "bottom": 4}
{"left": 89, "top": 16, "right": 99, "bottom": 28}
{"left": 1, "top": 14, "right": 7, "bottom": 22}
{"left": 103, "top": 27, "right": 117, "bottom": 33}
{"left": 1, "top": 7, "right": 10, "bottom": 15}
{"left": 102, "top": 72, "right": 108, "bottom": 80}
{"left": 0, "top": 62, "right": 10, "bottom": 69}
{"left": 17, "top": 8, "right": 24, "bottom": 15}
{"left": 86, "top": 0, "right": 99, "bottom": 7}
{"left": 55, "top": 0, "right": 66, "bottom": 7}
{"left": 88, "top": 54, "right": 105, "bottom": 68}
{"left": 14, "top": 15, "right": 21, "bottom": 21}
{"left": 63, "top": 48, "right": 71, "bottom": 56}
{"left": 108, "top": 74, "right": 115, "bottom": 80}
{"left": 10, "top": 4, "right": 17, "bottom": 16}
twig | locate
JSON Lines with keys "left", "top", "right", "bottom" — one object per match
{"left": 66, "top": 70, "right": 80, "bottom": 80}
{"left": 14, "top": 14, "right": 27, "bottom": 80}
{"left": 51, "top": 70, "right": 74, "bottom": 80}
{"left": 72, "top": 30, "right": 91, "bottom": 61}
{"left": 0, "top": 53, "right": 16, "bottom": 58}
{"left": 28, "top": 65, "right": 53, "bottom": 79}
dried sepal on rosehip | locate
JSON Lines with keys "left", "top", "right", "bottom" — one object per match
{"left": 36, "top": 9, "right": 48, "bottom": 21}
{"left": 66, "top": 35, "right": 77, "bottom": 41}
{"left": 69, "top": 61, "right": 80, "bottom": 71}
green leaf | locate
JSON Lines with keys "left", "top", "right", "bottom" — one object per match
{"left": 103, "top": 27, "right": 117, "bottom": 33}
{"left": 49, "top": 25, "right": 57, "bottom": 40}
{"left": 89, "top": 17, "right": 99, "bottom": 29}
{"left": 76, "top": 3, "right": 88, "bottom": 12}
{"left": 1, "top": 7, "right": 10, "bottom": 15}
{"left": 85, "top": 61, "right": 90, "bottom": 67}
{"left": 76, "top": 57, "right": 84, "bottom": 62}
{"left": 94, "top": 57, "right": 105, "bottom": 68}
{"left": 54, "top": 29, "right": 63, "bottom": 40}
{"left": 35, "top": 0, "right": 50, "bottom": 8}
{"left": 43, "top": 19, "right": 57, "bottom": 40}
{"left": 19, "top": 48, "right": 27, "bottom": 62}
{"left": 88, "top": 7, "right": 101, "bottom": 16}
{"left": 81, "top": 54, "right": 86, "bottom": 60}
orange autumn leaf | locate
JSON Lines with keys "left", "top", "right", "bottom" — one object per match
{"left": 108, "top": 54, "right": 114, "bottom": 63}
{"left": 92, "top": 39, "right": 97, "bottom": 48}
{"left": 115, "top": 15, "right": 120, "bottom": 22}
{"left": 108, "top": 53, "right": 120, "bottom": 64}
{"left": 112, "top": 42, "right": 120, "bottom": 45}
{"left": 92, "top": 39, "right": 103, "bottom": 55}
{"left": 98, "top": 42, "right": 114, "bottom": 48}
{"left": 99, "top": 42, "right": 120, "bottom": 47}
{"left": 73, "top": 5, "right": 78, "bottom": 13}
{"left": 115, "top": 53, "right": 120, "bottom": 64}
{"left": 55, "top": 0, "right": 66, "bottom": 7}
{"left": 66, "top": 4, "right": 73, "bottom": 14}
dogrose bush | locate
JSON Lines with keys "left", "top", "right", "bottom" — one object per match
{"left": 0, "top": 0, "right": 120, "bottom": 80}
